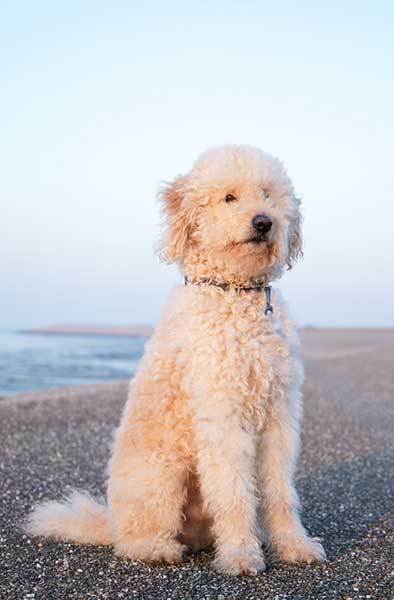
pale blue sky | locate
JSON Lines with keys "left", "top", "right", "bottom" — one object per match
{"left": 1, "top": 1, "right": 393, "bottom": 328}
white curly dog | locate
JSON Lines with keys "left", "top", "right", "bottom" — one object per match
{"left": 26, "top": 145, "right": 326, "bottom": 575}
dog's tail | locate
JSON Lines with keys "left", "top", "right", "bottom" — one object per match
{"left": 24, "top": 491, "right": 112, "bottom": 546}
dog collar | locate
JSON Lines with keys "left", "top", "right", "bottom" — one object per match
{"left": 184, "top": 277, "right": 273, "bottom": 316}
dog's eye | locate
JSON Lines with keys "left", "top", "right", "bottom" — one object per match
{"left": 225, "top": 194, "right": 237, "bottom": 203}
{"left": 263, "top": 190, "right": 270, "bottom": 199}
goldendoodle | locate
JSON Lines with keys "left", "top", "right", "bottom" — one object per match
{"left": 25, "top": 144, "right": 326, "bottom": 575}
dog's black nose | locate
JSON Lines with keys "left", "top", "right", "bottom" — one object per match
{"left": 252, "top": 213, "right": 272, "bottom": 234}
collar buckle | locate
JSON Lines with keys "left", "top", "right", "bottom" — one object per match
{"left": 264, "top": 285, "right": 273, "bottom": 316}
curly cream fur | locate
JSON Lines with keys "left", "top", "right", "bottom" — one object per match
{"left": 25, "top": 144, "right": 326, "bottom": 575}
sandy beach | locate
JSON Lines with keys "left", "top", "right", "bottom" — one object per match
{"left": 1, "top": 329, "right": 393, "bottom": 599}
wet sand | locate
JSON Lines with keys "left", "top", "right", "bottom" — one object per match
{"left": 1, "top": 329, "right": 393, "bottom": 599}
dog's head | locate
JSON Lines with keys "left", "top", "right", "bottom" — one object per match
{"left": 159, "top": 145, "right": 303, "bottom": 284}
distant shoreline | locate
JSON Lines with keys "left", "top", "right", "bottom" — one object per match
{"left": 20, "top": 325, "right": 154, "bottom": 338}
{"left": 16, "top": 325, "right": 394, "bottom": 339}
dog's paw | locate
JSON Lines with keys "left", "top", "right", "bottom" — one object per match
{"left": 115, "top": 538, "right": 186, "bottom": 564}
{"left": 276, "top": 535, "right": 326, "bottom": 564}
{"left": 213, "top": 546, "right": 266, "bottom": 576}
{"left": 150, "top": 540, "right": 186, "bottom": 564}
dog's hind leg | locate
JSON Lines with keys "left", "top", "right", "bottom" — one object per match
{"left": 107, "top": 358, "right": 189, "bottom": 564}
{"left": 108, "top": 446, "right": 187, "bottom": 563}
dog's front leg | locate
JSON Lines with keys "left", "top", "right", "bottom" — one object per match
{"left": 189, "top": 363, "right": 265, "bottom": 575}
{"left": 257, "top": 383, "right": 326, "bottom": 564}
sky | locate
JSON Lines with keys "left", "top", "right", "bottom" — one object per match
{"left": 1, "top": 1, "right": 393, "bottom": 328}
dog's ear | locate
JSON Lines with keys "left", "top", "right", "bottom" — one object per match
{"left": 158, "top": 175, "right": 196, "bottom": 263}
{"left": 286, "top": 196, "right": 303, "bottom": 269}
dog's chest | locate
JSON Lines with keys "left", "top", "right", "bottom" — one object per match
{"left": 188, "top": 295, "right": 291, "bottom": 428}
{"left": 177, "top": 288, "right": 293, "bottom": 429}
{"left": 229, "top": 309, "right": 291, "bottom": 429}
{"left": 225, "top": 296, "right": 290, "bottom": 358}
{"left": 185, "top": 289, "right": 291, "bottom": 373}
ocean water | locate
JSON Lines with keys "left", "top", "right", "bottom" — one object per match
{"left": 0, "top": 331, "right": 147, "bottom": 396}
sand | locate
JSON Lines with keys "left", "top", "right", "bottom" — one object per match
{"left": 1, "top": 329, "right": 393, "bottom": 599}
